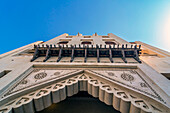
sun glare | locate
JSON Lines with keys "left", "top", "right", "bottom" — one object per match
{"left": 157, "top": 8, "right": 170, "bottom": 52}
{"left": 162, "top": 13, "right": 170, "bottom": 52}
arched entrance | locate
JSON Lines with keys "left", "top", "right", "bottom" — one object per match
{"left": 0, "top": 72, "right": 167, "bottom": 113}
{"left": 37, "top": 91, "right": 120, "bottom": 113}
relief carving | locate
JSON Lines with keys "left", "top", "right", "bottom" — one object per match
{"left": 121, "top": 72, "right": 134, "bottom": 82}
{"left": 88, "top": 69, "right": 166, "bottom": 104}
{"left": 0, "top": 68, "right": 168, "bottom": 113}
{"left": 0, "top": 74, "right": 167, "bottom": 113}
{"left": 34, "top": 72, "right": 47, "bottom": 80}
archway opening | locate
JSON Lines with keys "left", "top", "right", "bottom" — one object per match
{"left": 37, "top": 91, "right": 120, "bottom": 113}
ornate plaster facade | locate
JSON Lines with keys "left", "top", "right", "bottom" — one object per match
{"left": 0, "top": 33, "right": 169, "bottom": 113}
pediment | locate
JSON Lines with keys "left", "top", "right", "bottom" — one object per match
{"left": 85, "top": 69, "right": 162, "bottom": 102}
{"left": 0, "top": 67, "right": 169, "bottom": 113}
{"left": 4, "top": 69, "right": 82, "bottom": 97}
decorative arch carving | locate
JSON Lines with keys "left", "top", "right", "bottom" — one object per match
{"left": 0, "top": 73, "right": 168, "bottom": 113}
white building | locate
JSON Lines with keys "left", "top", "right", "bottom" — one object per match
{"left": 0, "top": 33, "right": 169, "bottom": 113}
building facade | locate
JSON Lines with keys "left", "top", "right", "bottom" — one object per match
{"left": 0, "top": 33, "right": 169, "bottom": 113}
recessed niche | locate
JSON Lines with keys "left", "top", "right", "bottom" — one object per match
{"left": 0, "top": 70, "right": 12, "bottom": 78}
{"left": 58, "top": 41, "right": 69, "bottom": 44}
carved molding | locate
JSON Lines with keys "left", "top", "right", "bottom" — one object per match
{"left": 87, "top": 69, "right": 165, "bottom": 103}
{"left": 0, "top": 74, "right": 168, "bottom": 113}
{"left": 3, "top": 69, "right": 81, "bottom": 97}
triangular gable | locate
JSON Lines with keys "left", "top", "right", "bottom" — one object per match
{"left": 0, "top": 70, "right": 169, "bottom": 113}
{"left": 86, "top": 69, "right": 164, "bottom": 103}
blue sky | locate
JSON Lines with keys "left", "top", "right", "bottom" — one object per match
{"left": 0, "top": 0, "right": 170, "bottom": 54}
